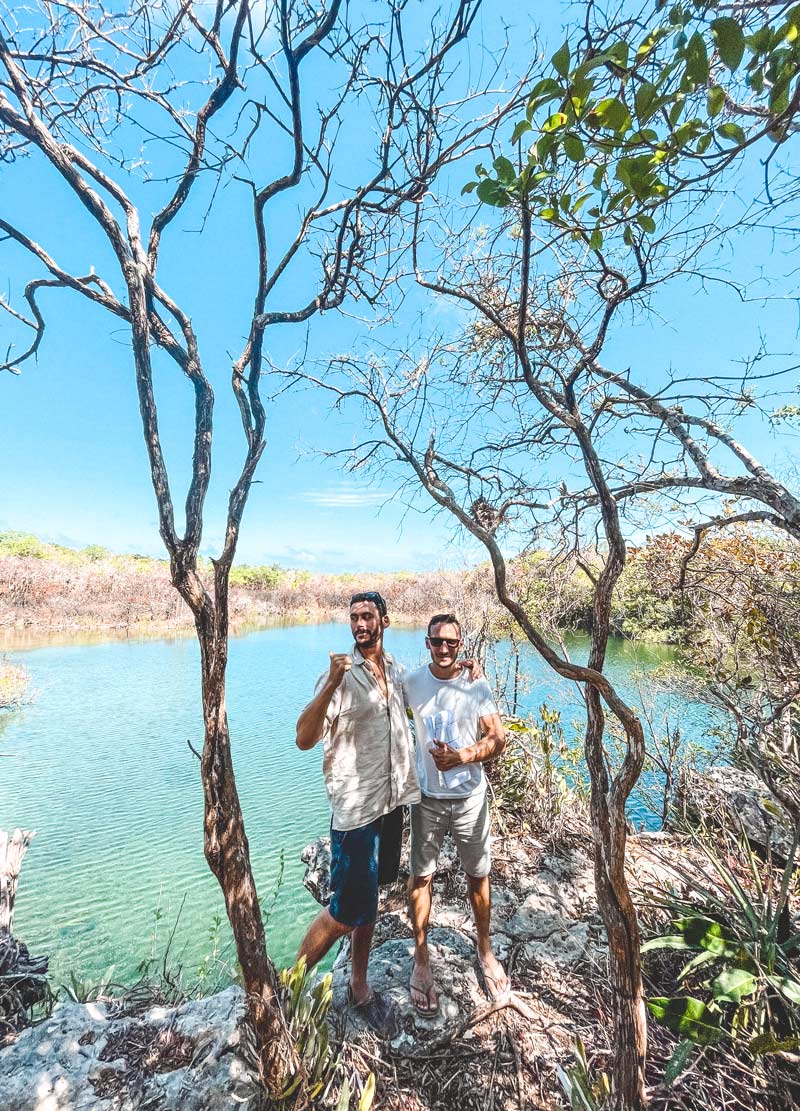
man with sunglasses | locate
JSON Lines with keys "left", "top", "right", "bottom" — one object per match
{"left": 404, "top": 613, "right": 507, "bottom": 1016}
{"left": 294, "top": 590, "right": 420, "bottom": 1032}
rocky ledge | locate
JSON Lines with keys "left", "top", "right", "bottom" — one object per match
{"left": 5, "top": 768, "right": 754, "bottom": 1111}
{"left": 674, "top": 763, "right": 795, "bottom": 862}
{"left": 0, "top": 986, "right": 256, "bottom": 1111}
{"left": 301, "top": 824, "right": 691, "bottom": 1065}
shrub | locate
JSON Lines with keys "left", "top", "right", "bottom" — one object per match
{"left": 0, "top": 661, "right": 29, "bottom": 711}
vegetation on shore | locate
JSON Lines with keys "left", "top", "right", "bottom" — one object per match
{"left": 0, "top": 659, "right": 29, "bottom": 712}
{"left": 1, "top": 526, "right": 794, "bottom": 650}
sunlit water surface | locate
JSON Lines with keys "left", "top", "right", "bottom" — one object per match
{"left": 1, "top": 623, "right": 720, "bottom": 986}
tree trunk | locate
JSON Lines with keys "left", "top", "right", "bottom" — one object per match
{"left": 0, "top": 830, "right": 49, "bottom": 1035}
{"left": 195, "top": 619, "right": 299, "bottom": 1091}
{"left": 0, "top": 829, "right": 32, "bottom": 934}
{"left": 584, "top": 690, "right": 648, "bottom": 1110}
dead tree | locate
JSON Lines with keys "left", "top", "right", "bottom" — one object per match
{"left": 0, "top": 0, "right": 517, "bottom": 1088}
{"left": 0, "top": 830, "right": 48, "bottom": 1039}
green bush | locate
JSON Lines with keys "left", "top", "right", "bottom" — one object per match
{"left": 229, "top": 564, "right": 285, "bottom": 589}
{"left": 0, "top": 531, "right": 49, "bottom": 559}
{"left": 644, "top": 831, "right": 800, "bottom": 1077}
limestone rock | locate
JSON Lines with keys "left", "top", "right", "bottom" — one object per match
{"left": 674, "top": 765, "right": 795, "bottom": 862}
{"left": 301, "top": 836, "right": 332, "bottom": 906}
{"left": 0, "top": 986, "right": 254, "bottom": 1111}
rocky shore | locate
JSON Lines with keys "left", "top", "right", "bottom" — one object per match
{"left": 0, "top": 827, "right": 693, "bottom": 1111}
{"left": 0, "top": 767, "right": 795, "bottom": 1110}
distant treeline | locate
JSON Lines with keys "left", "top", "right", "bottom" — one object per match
{"left": 0, "top": 529, "right": 793, "bottom": 647}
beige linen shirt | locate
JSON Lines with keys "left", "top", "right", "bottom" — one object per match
{"left": 317, "top": 647, "right": 420, "bottom": 831}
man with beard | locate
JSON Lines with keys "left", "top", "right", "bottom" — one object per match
{"left": 294, "top": 590, "right": 419, "bottom": 1031}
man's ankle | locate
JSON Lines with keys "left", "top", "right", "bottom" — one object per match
{"left": 350, "top": 977, "right": 370, "bottom": 1003}
{"left": 414, "top": 946, "right": 430, "bottom": 968}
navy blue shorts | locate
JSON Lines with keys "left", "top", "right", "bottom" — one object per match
{"left": 328, "top": 807, "right": 404, "bottom": 928}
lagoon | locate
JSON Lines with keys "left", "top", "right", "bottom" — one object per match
{"left": 1, "top": 623, "right": 720, "bottom": 988}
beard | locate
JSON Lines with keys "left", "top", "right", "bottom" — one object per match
{"left": 355, "top": 628, "right": 383, "bottom": 650}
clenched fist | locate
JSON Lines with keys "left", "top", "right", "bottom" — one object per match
{"left": 328, "top": 651, "right": 352, "bottom": 686}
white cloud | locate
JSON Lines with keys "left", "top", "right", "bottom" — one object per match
{"left": 298, "top": 486, "right": 392, "bottom": 509}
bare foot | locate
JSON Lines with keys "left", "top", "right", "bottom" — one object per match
{"left": 409, "top": 961, "right": 439, "bottom": 1016}
{"left": 477, "top": 951, "right": 509, "bottom": 1001}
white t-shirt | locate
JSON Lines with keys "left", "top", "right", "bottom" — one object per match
{"left": 402, "top": 666, "right": 498, "bottom": 799}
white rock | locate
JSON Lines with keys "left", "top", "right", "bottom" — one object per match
{"left": 0, "top": 986, "right": 250, "bottom": 1111}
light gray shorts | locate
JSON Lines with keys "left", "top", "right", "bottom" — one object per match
{"left": 410, "top": 789, "right": 491, "bottom": 879}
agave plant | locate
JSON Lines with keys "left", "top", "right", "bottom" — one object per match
{"left": 276, "top": 956, "right": 375, "bottom": 1110}
{"left": 644, "top": 827, "right": 800, "bottom": 1074}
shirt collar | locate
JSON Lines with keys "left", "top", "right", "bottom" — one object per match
{"left": 353, "top": 646, "right": 394, "bottom": 668}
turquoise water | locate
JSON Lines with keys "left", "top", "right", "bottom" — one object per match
{"left": 0, "top": 624, "right": 720, "bottom": 987}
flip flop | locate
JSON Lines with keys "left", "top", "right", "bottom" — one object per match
{"left": 346, "top": 984, "right": 399, "bottom": 1035}
{"left": 409, "top": 966, "right": 439, "bottom": 1016}
{"left": 477, "top": 958, "right": 510, "bottom": 1003}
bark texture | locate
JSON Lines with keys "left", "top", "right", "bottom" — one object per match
{"left": 0, "top": 830, "right": 49, "bottom": 1038}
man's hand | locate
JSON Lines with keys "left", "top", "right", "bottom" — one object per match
{"left": 328, "top": 651, "right": 352, "bottom": 686}
{"left": 458, "top": 657, "right": 483, "bottom": 682}
{"left": 429, "top": 740, "right": 470, "bottom": 770}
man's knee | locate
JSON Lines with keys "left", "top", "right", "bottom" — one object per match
{"left": 408, "top": 872, "right": 434, "bottom": 894}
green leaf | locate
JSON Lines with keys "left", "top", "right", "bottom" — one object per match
{"left": 678, "top": 949, "right": 719, "bottom": 980}
{"left": 552, "top": 41, "right": 571, "bottom": 78}
{"left": 634, "top": 81, "right": 659, "bottom": 123}
{"left": 647, "top": 996, "right": 724, "bottom": 1046}
{"left": 336, "top": 1078, "right": 351, "bottom": 1111}
{"left": 642, "top": 934, "right": 690, "bottom": 953}
{"left": 637, "top": 26, "right": 671, "bottom": 58}
{"left": 665, "top": 1039, "right": 695, "bottom": 1085}
{"left": 461, "top": 181, "right": 477, "bottom": 195}
{"left": 358, "top": 1072, "right": 376, "bottom": 1111}
{"left": 684, "top": 31, "right": 709, "bottom": 85}
{"left": 563, "top": 133, "right": 585, "bottom": 162}
{"left": 607, "top": 40, "right": 630, "bottom": 71}
{"left": 636, "top": 212, "right": 656, "bottom": 234}
{"left": 493, "top": 156, "right": 516, "bottom": 183}
{"left": 707, "top": 85, "right": 725, "bottom": 118}
{"left": 712, "top": 17, "right": 746, "bottom": 72}
{"left": 717, "top": 121, "right": 747, "bottom": 145}
{"left": 711, "top": 968, "right": 757, "bottom": 1003}
{"left": 769, "top": 77, "right": 791, "bottom": 115}
{"left": 595, "top": 97, "right": 632, "bottom": 133}
{"left": 543, "top": 111, "right": 568, "bottom": 132}
{"left": 676, "top": 915, "right": 739, "bottom": 957}
{"left": 589, "top": 228, "right": 603, "bottom": 250}
{"left": 767, "top": 973, "right": 800, "bottom": 1005}
{"left": 529, "top": 77, "right": 563, "bottom": 102}
{"left": 476, "top": 179, "right": 510, "bottom": 207}
{"left": 511, "top": 119, "right": 532, "bottom": 143}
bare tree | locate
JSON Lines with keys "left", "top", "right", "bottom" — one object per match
{"left": 283, "top": 6, "right": 800, "bottom": 1104}
{"left": 0, "top": 0, "right": 521, "bottom": 1089}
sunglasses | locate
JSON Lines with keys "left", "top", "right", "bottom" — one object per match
{"left": 427, "top": 636, "right": 461, "bottom": 648}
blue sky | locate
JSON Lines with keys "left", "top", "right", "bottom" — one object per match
{"left": 2, "top": 3, "right": 798, "bottom": 573}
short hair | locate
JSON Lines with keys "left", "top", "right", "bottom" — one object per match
{"left": 427, "top": 612, "right": 461, "bottom": 637}
{"left": 350, "top": 591, "right": 388, "bottom": 617}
